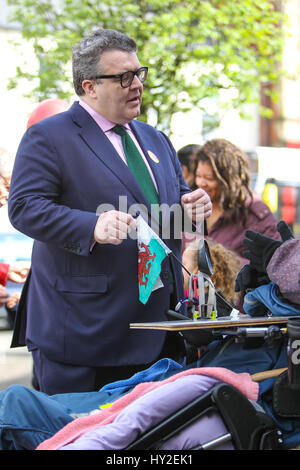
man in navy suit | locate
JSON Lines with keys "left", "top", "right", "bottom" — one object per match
{"left": 8, "top": 29, "right": 212, "bottom": 394}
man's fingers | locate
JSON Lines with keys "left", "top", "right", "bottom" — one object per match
{"left": 108, "top": 219, "right": 132, "bottom": 240}
{"left": 181, "top": 188, "right": 212, "bottom": 222}
{"left": 111, "top": 212, "right": 136, "bottom": 237}
{"left": 182, "top": 188, "right": 206, "bottom": 203}
{"left": 95, "top": 211, "right": 136, "bottom": 245}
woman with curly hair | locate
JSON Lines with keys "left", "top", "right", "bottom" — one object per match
{"left": 194, "top": 138, "right": 280, "bottom": 262}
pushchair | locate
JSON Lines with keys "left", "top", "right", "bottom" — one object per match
{"left": 125, "top": 238, "right": 300, "bottom": 451}
{"left": 36, "top": 240, "right": 299, "bottom": 451}
{"left": 124, "top": 315, "right": 300, "bottom": 451}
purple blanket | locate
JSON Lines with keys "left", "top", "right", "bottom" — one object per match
{"left": 60, "top": 374, "right": 232, "bottom": 450}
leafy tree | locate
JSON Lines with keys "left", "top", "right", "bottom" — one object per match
{"left": 7, "top": 0, "right": 286, "bottom": 133}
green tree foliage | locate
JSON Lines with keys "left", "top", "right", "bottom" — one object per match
{"left": 7, "top": 0, "right": 286, "bottom": 133}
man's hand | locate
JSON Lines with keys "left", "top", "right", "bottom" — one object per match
{"left": 0, "top": 285, "right": 9, "bottom": 307}
{"left": 8, "top": 261, "right": 30, "bottom": 283}
{"left": 181, "top": 188, "right": 212, "bottom": 224}
{"left": 94, "top": 210, "right": 137, "bottom": 245}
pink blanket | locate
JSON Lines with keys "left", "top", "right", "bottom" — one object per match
{"left": 37, "top": 367, "right": 258, "bottom": 450}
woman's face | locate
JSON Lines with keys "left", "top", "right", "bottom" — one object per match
{"left": 195, "top": 160, "right": 221, "bottom": 204}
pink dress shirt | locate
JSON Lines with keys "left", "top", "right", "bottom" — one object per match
{"left": 78, "top": 100, "right": 158, "bottom": 190}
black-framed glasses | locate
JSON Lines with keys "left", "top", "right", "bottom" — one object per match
{"left": 92, "top": 66, "right": 148, "bottom": 88}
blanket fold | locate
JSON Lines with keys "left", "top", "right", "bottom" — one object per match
{"left": 37, "top": 367, "right": 258, "bottom": 450}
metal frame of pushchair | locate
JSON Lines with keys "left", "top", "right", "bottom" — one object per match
{"left": 126, "top": 381, "right": 282, "bottom": 450}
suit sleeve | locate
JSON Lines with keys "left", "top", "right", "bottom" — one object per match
{"left": 8, "top": 125, "right": 98, "bottom": 256}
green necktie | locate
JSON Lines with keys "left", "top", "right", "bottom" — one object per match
{"left": 113, "top": 125, "right": 160, "bottom": 209}
{"left": 114, "top": 126, "right": 170, "bottom": 281}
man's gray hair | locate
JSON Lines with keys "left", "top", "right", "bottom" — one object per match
{"left": 72, "top": 29, "right": 137, "bottom": 96}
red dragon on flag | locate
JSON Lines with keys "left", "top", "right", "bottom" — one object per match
{"left": 136, "top": 215, "right": 171, "bottom": 304}
{"left": 138, "top": 243, "right": 156, "bottom": 288}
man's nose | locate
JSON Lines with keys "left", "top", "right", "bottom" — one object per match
{"left": 130, "top": 74, "right": 143, "bottom": 88}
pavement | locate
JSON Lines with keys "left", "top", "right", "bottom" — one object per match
{"left": 0, "top": 327, "right": 33, "bottom": 391}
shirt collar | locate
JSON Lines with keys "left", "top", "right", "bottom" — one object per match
{"left": 78, "top": 99, "right": 131, "bottom": 132}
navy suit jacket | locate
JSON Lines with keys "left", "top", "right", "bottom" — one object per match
{"left": 8, "top": 101, "right": 190, "bottom": 367}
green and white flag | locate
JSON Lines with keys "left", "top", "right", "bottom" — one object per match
{"left": 137, "top": 215, "right": 171, "bottom": 304}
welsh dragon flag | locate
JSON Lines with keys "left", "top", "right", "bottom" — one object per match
{"left": 136, "top": 215, "right": 171, "bottom": 304}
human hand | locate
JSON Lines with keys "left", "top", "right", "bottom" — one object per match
{"left": 276, "top": 220, "right": 294, "bottom": 242}
{"left": 181, "top": 188, "right": 212, "bottom": 224}
{"left": 242, "top": 231, "right": 281, "bottom": 272}
{"left": 0, "top": 285, "right": 9, "bottom": 307}
{"left": 7, "top": 261, "right": 30, "bottom": 283}
{"left": 94, "top": 210, "right": 137, "bottom": 245}
{"left": 242, "top": 221, "right": 294, "bottom": 273}
{"left": 6, "top": 292, "right": 21, "bottom": 309}
{"left": 234, "top": 264, "right": 270, "bottom": 292}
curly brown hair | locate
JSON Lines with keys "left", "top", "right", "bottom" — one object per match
{"left": 196, "top": 138, "right": 253, "bottom": 224}
{"left": 209, "top": 242, "right": 241, "bottom": 305}
{"left": 182, "top": 238, "right": 241, "bottom": 306}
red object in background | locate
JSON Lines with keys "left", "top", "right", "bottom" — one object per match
{"left": 27, "top": 98, "right": 70, "bottom": 128}
{"left": 281, "top": 205, "right": 296, "bottom": 224}
{"left": 282, "top": 186, "right": 297, "bottom": 206}
{"left": 281, "top": 186, "right": 297, "bottom": 224}
{"left": 286, "top": 142, "right": 300, "bottom": 149}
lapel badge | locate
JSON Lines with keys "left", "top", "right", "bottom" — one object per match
{"left": 148, "top": 150, "right": 159, "bottom": 163}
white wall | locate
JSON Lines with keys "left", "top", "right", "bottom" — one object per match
{"left": 170, "top": 104, "right": 260, "bottom": 152}
{"left": 0, "top": 29, "right": 37, "bottom": 158}
{"left": 0, "top": 21, "right": 37, "bottom": 232}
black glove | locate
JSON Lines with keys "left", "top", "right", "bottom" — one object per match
{"left": 243, "top": 232, "right": 281, "bottom": 272}
{"left": 277, "top": 220, "right": 294, "bottom": 242}
{"left": 234, "top": 264, "right": 270, "bottom": 292}
{"left": 242, "top": 220, "right": 294, "bottom": 273}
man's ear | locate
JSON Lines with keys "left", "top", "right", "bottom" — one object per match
{"left": 81, "top": 79, "right": 98, "bottom": 98}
